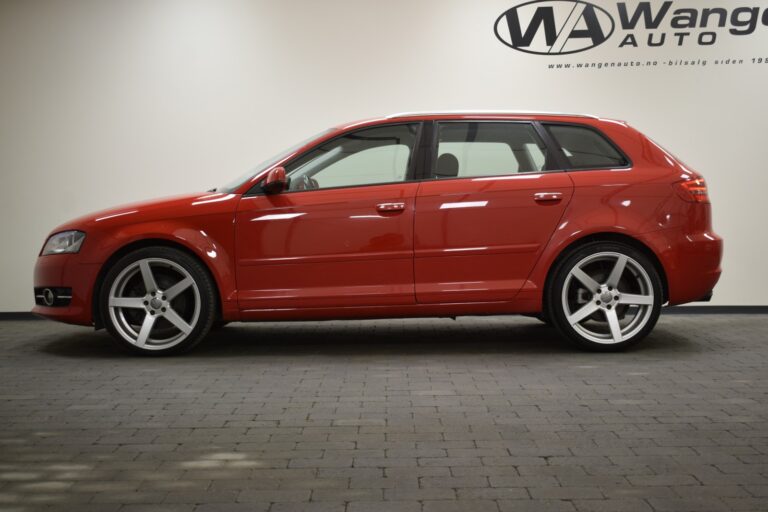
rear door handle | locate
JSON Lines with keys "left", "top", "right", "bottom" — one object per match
{"left": 376, "top": 202, "right": 406, "bottom": 213}
{"left": 534, "top": 192, "right": 563, "bottom": 203}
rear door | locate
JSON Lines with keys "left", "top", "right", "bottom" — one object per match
{"left": 414, "top": 121, "right": 573, "bottom": 303}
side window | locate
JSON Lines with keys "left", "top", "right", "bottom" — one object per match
{"left": 285, "top": 124, "right": 418, "bottom": 191}
{"left": 433, "top": 122, "right": 549, "bottom": 179}
{"left": 547, "top": 124, "right": 628, "bottom": 169}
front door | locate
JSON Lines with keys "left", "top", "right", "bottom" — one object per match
{"left": 235, "top": 123, "right": 421, "bottom": 310}
{"left": 414, "top": 121, "right": 574, "bottom": 303}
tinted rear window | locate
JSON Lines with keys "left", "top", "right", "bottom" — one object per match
{"left": 434, "top": 122, "right": 550, "bottom": 178}
{"left": 547, "top": 125, "right": 628, "bottom": 169}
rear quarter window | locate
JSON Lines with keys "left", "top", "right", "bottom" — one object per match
{"left": 547, "top": 124, "right": 629, "bottom": 169}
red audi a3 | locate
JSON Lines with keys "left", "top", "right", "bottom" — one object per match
{"left": 33, "top": 112, "right": 722, "bottom": 355}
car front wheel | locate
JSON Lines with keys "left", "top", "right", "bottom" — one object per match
{"left": 100, "top": 247, "right": 216, "bottom": 355}
{"left": 548, "top": 242, "right": 662, "bottom": 351}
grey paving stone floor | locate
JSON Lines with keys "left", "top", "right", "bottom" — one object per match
{"left": 0, "top": 314, "right": 767, "bottom": 512}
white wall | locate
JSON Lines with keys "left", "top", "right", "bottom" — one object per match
{"left": 1, "top": 0, "right": 767, "bottom": 311}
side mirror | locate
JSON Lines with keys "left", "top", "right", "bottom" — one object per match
{"left": 262, "top": 167, "right": 287, "bottom": 195}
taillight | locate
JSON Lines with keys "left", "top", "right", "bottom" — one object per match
{"left": 675, "top": 178, "right": 709, "bottom": 203}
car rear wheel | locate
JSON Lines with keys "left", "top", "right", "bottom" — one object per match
{"left": 548, "top": 242, "right": 662, "bottom": 351}
{"left": 100, "top": 247, "right": 216, "bottom": 355}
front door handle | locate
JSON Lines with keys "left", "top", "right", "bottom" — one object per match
{"left": 533, "top": 192, "right": 563, "bottom": 203}
{"left": 376, "top": 202, "right": 406, "bottom": 213}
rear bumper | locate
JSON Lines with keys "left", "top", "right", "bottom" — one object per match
{"left": 32, "top": 254, "right": 101, "bottom": 326}
{"left": 644, "top": 228, "right": 722, "bottom": 306}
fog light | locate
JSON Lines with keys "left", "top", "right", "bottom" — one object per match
{"left": 42, "top": 288, "right": 55, "bottom": 306}
{"left": 34, "top": 287, "right": 72, "bottom": 307}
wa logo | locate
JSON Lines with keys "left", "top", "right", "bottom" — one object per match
{"left": 495, "top": 0, "right": 615, "bottom": 55}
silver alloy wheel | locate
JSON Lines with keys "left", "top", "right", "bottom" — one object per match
{"left": 561, "top": 251, "right": 655, "bottom": 345}
{"left": 108, "top": 257, "right": 200, "bottom": 351}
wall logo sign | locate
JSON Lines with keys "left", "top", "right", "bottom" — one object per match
{"left": 494, "top": 0, "right": 768, "bottom": 55}
{"left": 495, "top": 0, "right": 614, "bottom": 55}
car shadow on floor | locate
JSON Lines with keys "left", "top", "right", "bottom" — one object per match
{"left": 38, "top": 317, "right": 701, "bottom": 360}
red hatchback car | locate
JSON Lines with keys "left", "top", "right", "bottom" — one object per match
{"left": 33, "top": 112, "right": 722, "bottom": 354}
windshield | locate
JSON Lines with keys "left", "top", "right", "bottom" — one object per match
{"left": 217, "top": 128, "right": 334, "bottom": 193}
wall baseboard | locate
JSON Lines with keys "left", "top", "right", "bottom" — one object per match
{"left": 1, "top": 306, "right": 767, "bottom": 321}
{"left": 0, "top": 312, "right": 44, "bottom": 320}
{"left": 662, "top": 305, "right": 768, "bottom": 314}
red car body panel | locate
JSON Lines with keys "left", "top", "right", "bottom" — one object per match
{"left": 32, "top": 113, "right": 722, "bottom": 326}
{"left": 235, "top": 182, "right": 419, "bottom": 310}
{"left": 34, "top": 193, "right": 241, "bottom": 324}
{"left": 413, "top": 171, "right": 573, "bottom": 303}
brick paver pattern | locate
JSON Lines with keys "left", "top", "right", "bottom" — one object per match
{"left": 0, "top": 314, "right": 767, "bottom": 512}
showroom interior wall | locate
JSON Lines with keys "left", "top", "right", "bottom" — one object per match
{"left": 1, "top": 0, "right": 766, "bottom": 311}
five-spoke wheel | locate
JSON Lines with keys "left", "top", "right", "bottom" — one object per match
{"left": 548, "top": 242, "right": 662, "bottom": 351}
{"left": 100, "top": 247, "right": 216, "bottom": 355}
{"left": 100, "top": 242, "right": 661, "bottom": 355}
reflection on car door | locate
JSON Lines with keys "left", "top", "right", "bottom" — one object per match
{"left": 235, "top": 123, "right": 422, "bottom": 310}
{"left": 414, "top": 121, "right": 574, "bottom": 303}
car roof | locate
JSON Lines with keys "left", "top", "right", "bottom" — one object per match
{"left": 386, "top": 110, "right": 599, "bottom": 119}
{"left": 334, "top": 111, "right": 611, "bottom": 131}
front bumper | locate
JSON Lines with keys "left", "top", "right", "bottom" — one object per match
{"left": 32, "top": 254, "right": 101, "bottom": 326}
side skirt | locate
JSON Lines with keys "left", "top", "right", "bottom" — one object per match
{"left": 239, "top": 301, "right": 529, "bottom": 322}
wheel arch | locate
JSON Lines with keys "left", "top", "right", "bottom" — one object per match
{"left": 542, "top": 232, "right": 669, "bottom": 318}
{"left": 92, "top": 238, "right": 223, "bottom": 329}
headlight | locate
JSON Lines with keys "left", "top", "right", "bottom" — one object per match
{"left": 41, "top": 231, "right": 86, "bottom": 255}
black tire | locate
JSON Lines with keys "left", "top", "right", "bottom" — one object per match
{"left": 99, "top": 246, "right": 217, "bottom": 355}
{"left": 547, "top": 241, "right": 662, "bottom": 352}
